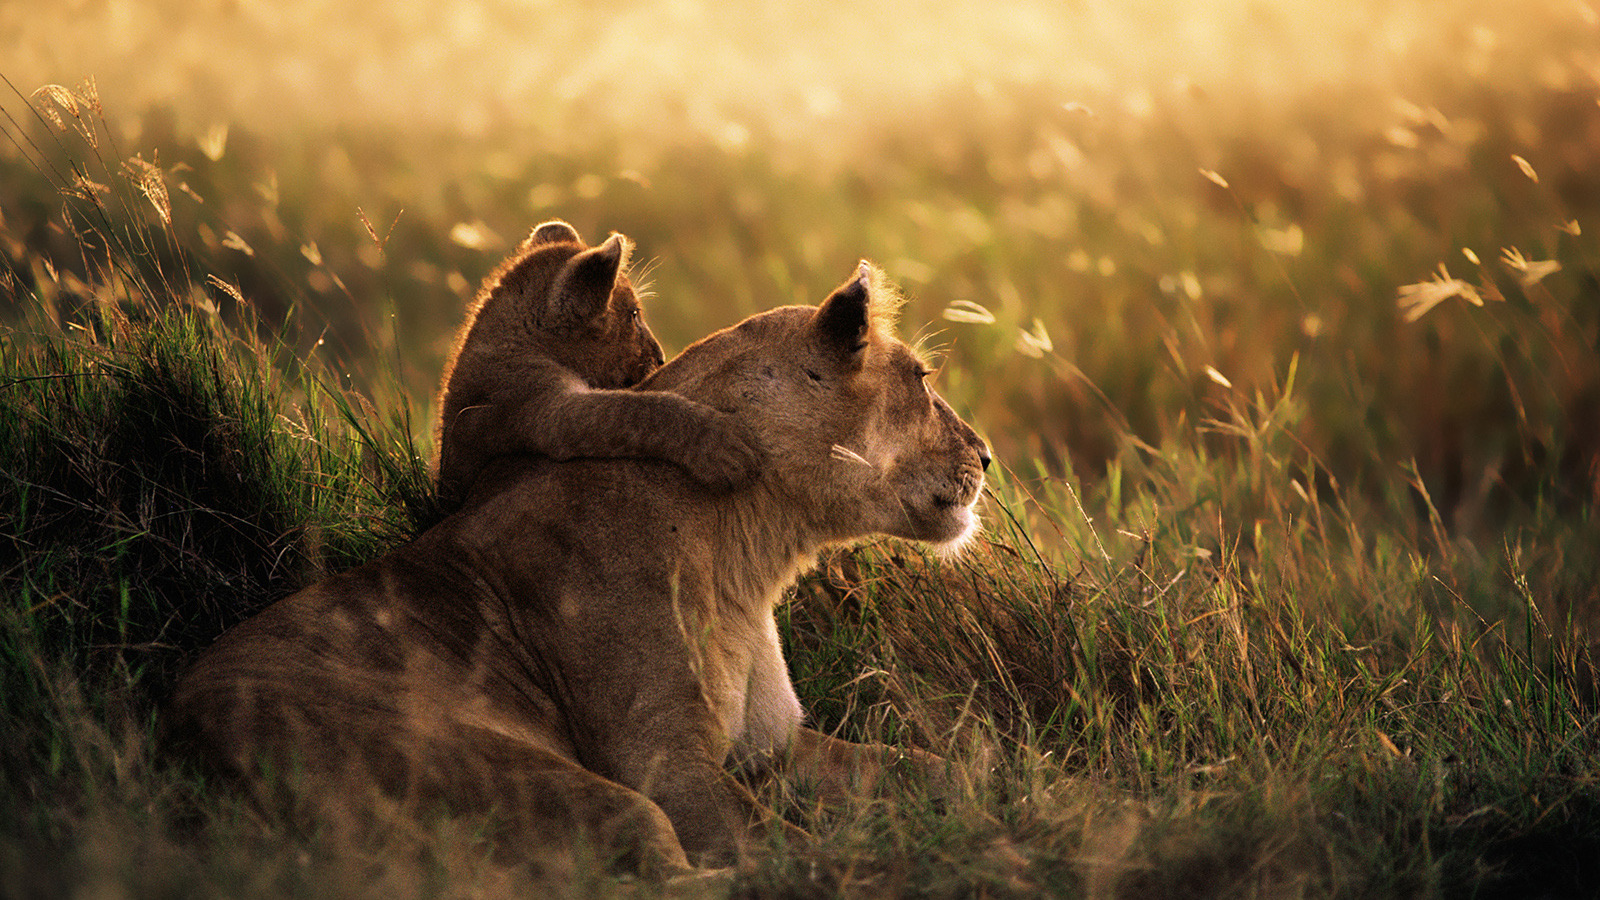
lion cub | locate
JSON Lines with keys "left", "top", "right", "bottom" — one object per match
{"left": 433, "top": 220, "right": 761, "bottom": 507}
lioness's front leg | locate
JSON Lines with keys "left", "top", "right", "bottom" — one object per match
{"left": 591, "top": 688, "right": 773, "bottom": 867}
{"left": 776, "top": 727, "right": 950, "bottom": 801}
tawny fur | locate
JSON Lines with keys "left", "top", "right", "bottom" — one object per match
{"left": 432, "top": 219, "right": 761, "bottom": 509}
{"left": 170, "top": 264, "right": 990, "bottom": 876}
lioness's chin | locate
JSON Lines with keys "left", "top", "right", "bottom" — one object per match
{"left": 897, "top": 501, "right": 980, "bottom": 556}
{"left": 932, "top": 505, "right": 981, "bottom": 556}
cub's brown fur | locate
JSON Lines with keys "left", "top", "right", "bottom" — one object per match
{"left": 171, "top": 264, "right": 990, "bottom": 875}
{"left": 433, "top": 220, "right": 761, "bottom": 508}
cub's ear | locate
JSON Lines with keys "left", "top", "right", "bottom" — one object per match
{"left": 813, "top": 261, "right": 873, "bottom": 367}
{"left": 529, "top": 219, "right": 583, "bottom": 246}
{"left": 549, "top": 233, "right": 627, "bottom": 324}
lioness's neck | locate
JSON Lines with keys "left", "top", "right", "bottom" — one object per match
{"left": 704, "top": 483, "right": 828, "bottom": 616}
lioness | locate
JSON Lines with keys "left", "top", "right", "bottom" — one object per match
{"left": 170, "top": 263, "right": 989, "bottom": 875}
{"left": 433, "top": 220, "right": 761, "bottom": 508}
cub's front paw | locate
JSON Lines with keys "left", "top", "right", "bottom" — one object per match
{"left": 681, "top": 414, "right": 764, "bottom": 491}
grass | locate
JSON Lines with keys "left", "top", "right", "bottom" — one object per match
{"left": 2, "top": 18, "right": 1599, "bottom": 896}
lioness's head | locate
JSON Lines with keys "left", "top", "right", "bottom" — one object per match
{"left": 644, "top": 264, "right": 990, "bottom": 551}
{"left": 479, "top": 220, "right": 665, "bottom": 388}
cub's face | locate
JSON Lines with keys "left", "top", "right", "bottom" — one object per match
{"left": 646, "top": 264, "right": 990, "bottom": 551}
{"left": 562, "top": 270, "right": 666, "bottom": 390}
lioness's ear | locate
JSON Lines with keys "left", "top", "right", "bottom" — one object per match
{"left": 530, "top": 219, "right": 582, "bottom": 246}
{"left": 550, "top": 233, "right": 627, "bottom": 324}
{"left": 813, "top": 261, "right": 872, "bottom": 367}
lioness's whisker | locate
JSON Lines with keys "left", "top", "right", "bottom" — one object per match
{"left": 830, "top": 444, "right": 875, "bottom": 468}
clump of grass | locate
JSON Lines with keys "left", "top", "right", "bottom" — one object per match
{"left": 1, "top": 86, "right": 438, "bottom": 707}
{"left": 0, "top": 306, "right": 432, "bottom": 696}
{"left": 1, "top": 90, "right": 450, "bottom": 897}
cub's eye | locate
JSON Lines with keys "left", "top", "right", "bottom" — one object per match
{"left": 630, "top": 308, "right": 642, "bottom": 322}
{"left": 913, "top": 366, "right": 932, "bottom": 381}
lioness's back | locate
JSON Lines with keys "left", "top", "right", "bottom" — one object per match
{"left": 172, "top": 453, "right": 701, "bottom": 776}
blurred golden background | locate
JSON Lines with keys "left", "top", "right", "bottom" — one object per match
{"left": 5, "top": 0, "right": 1599, "bottom": 532}
{"left": 10, "top": 0, "right": 1592, "bottom": 147}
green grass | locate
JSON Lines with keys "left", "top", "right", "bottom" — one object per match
{"left": 2, "top": 37, "right": 1599, "bottom": 898}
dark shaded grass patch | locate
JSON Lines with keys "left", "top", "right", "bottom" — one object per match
{"left": 0, "top": 304, "right": 434, "bottom": 708}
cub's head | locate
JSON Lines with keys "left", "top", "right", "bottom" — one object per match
{"left": 475, "top": 220, "right": 664, "bottom": 389}
{"left": 645, "top": 264, "right": 990, "bottom": 552}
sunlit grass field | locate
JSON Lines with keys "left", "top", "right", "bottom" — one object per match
{"left": 3, "top": 0, "right": 1599, "bottom": 895}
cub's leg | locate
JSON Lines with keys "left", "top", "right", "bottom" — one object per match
{"left": 437, "top": 354, "right": 762, "bottom": 503}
